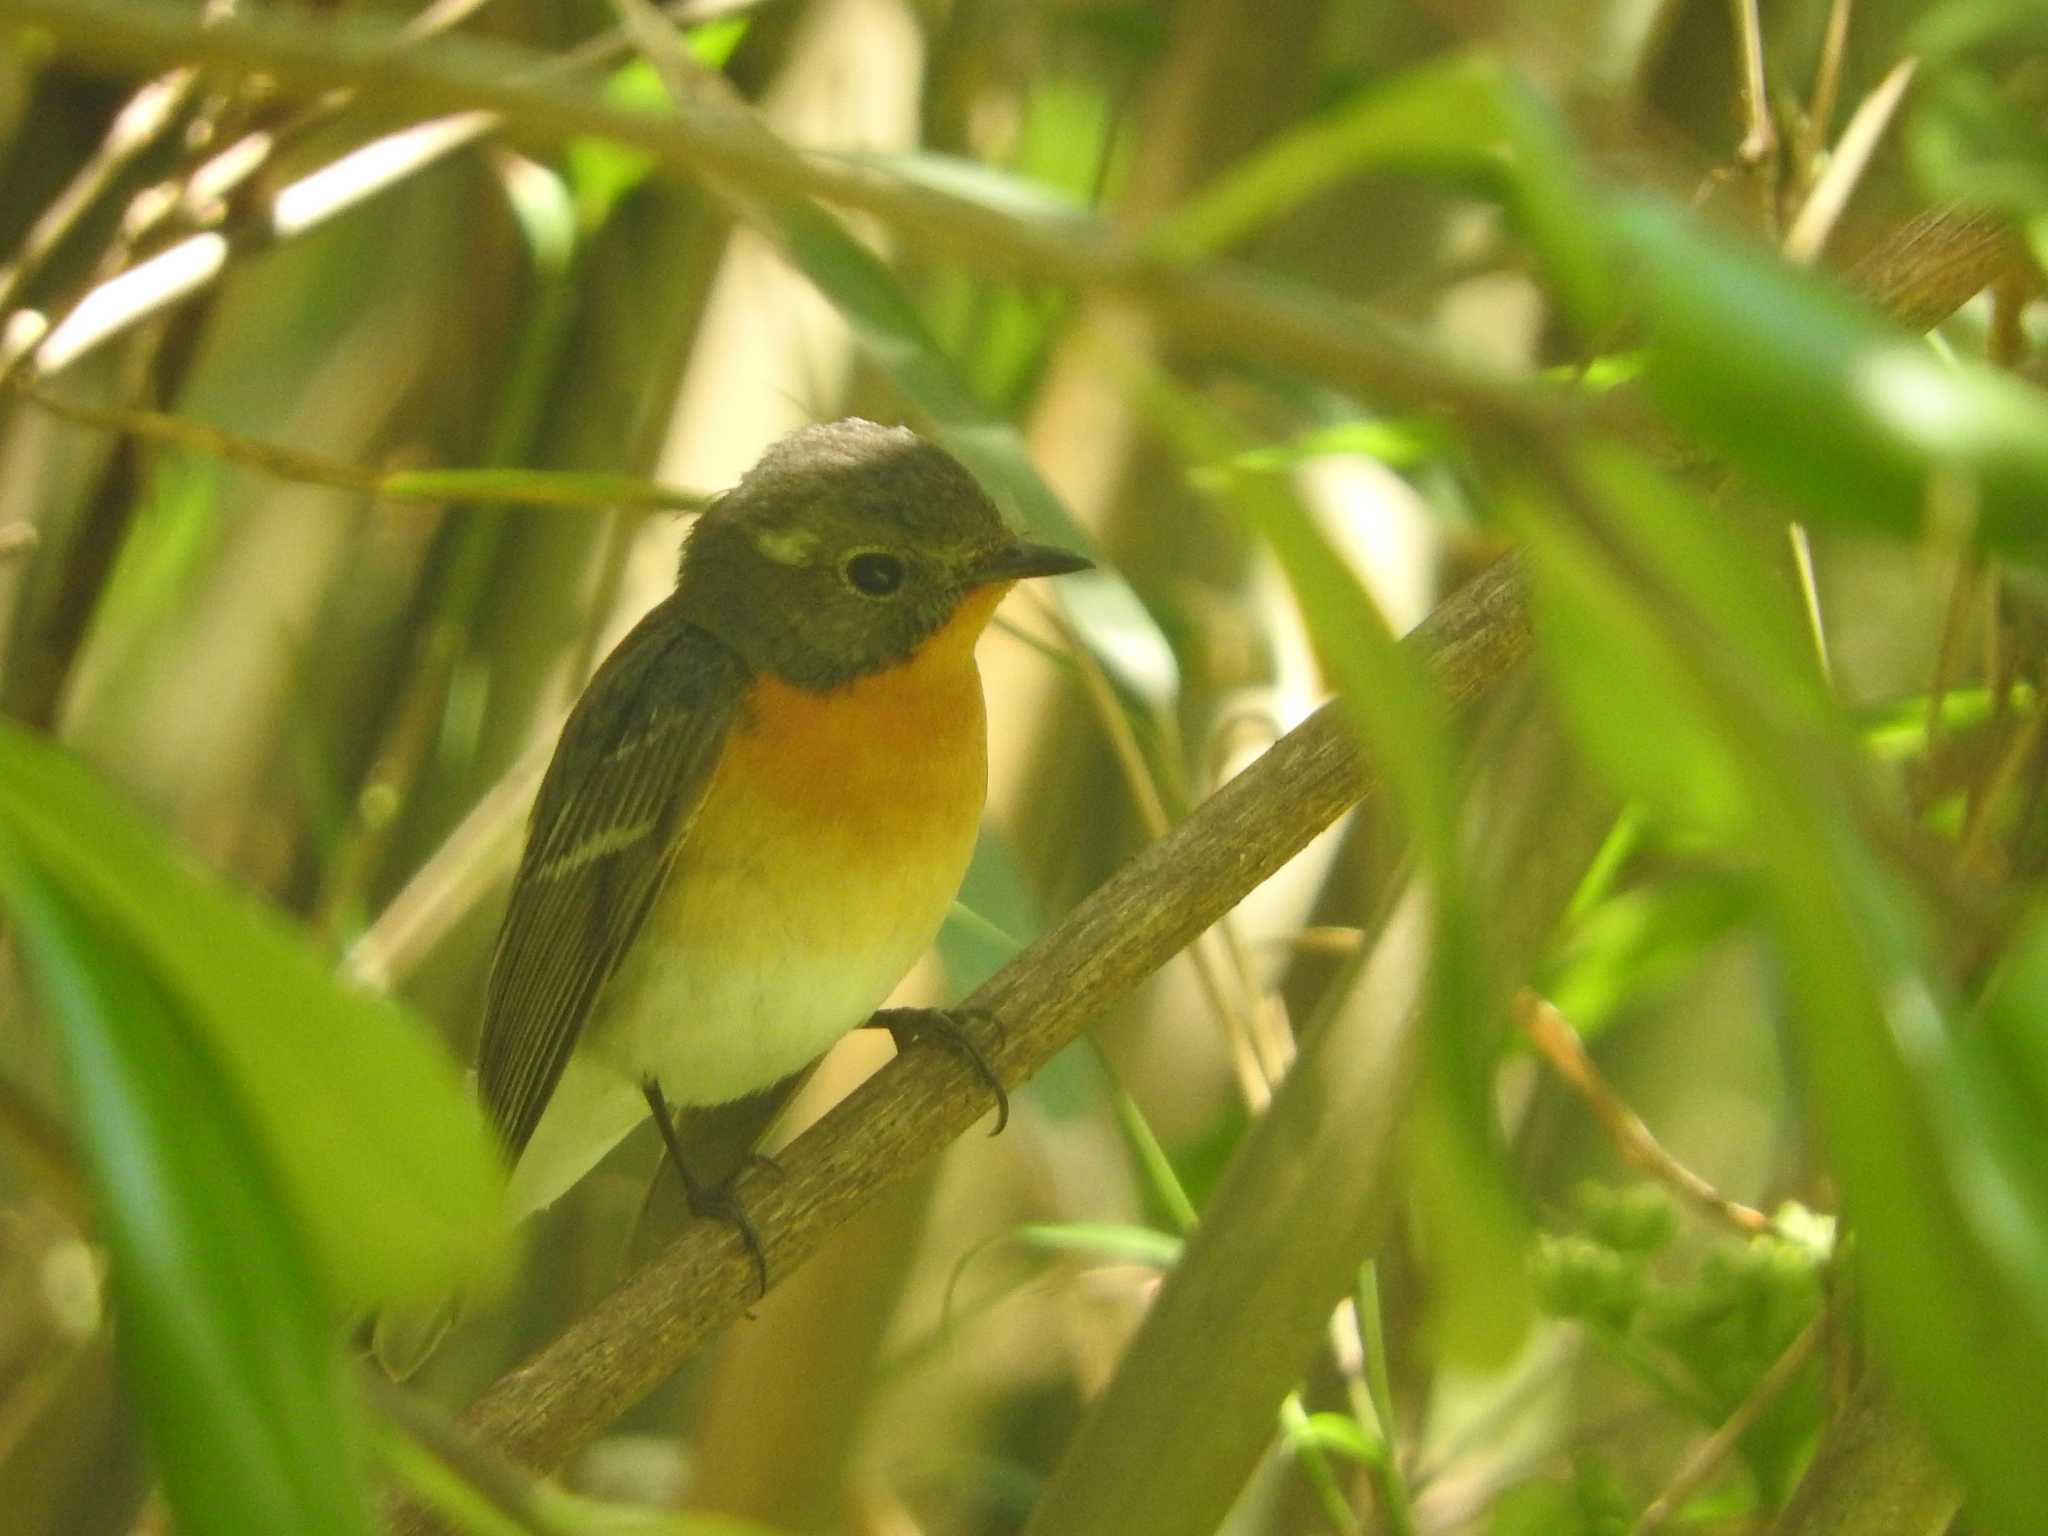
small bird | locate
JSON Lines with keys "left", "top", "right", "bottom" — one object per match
{"left": 478, "top": 418, "right": 1090, "bottom": 1262}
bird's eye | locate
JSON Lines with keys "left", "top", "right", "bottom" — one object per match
{"left": 844, "top": 551, "right": 907, "bottom": 597}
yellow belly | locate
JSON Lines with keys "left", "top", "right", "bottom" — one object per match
{"left": 501, "top": 586, "right": 1004, "bottom": 1217}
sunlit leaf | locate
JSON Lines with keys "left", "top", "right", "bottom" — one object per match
{"left": 1610, "top": 196, "right": 2048, "bottom": 556}
{"left": 1289, "top": 1410, "right": 1376, "bottom": 1466}
{"left": 1515, "top": 442, "right": 2048, "bottom": 1536}
{"left": 1151, "top": 52, "right": 1613, "bottom": 331}
{"left": 563, "top": 17, "right": 752, "bottom": 228}
{"left": 1215, "top": 416, "right": 1454, "bottom": 474}
{"left": 1539, "top": 871, "right": 1760, "bottom": 1037}
{"left": 0, "top": 833, "right": 372, "bottom": 1536}
{"left": 0, "top": 722, "right": 509, "bottom": 1310}
{"left": 838, "top": 148, "right": 1090, "bottom": 224}
{"left": 1141, "top": 372, "right": 1528, "bottom": 1365}
{"left": 1012, "top": 1221, "right": 1184, "bottom": 1269}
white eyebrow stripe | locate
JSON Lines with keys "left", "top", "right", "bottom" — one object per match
{"left": 751, "top": 526, "right": 820, "bottom": 565}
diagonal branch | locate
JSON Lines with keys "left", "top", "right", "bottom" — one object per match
{"left": 373, "top": 553, "right": 1531, "bottom": 1526}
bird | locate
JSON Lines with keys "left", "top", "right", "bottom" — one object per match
{"left": 474, "top": 417, "right": 1090, "bottom": 1275}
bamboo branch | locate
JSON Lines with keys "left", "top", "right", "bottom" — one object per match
{"left": 9, "top": 379, "right": 708, "bottom": 511}
{"left": 1514, "top": 992, "right": 1781, "bottom": 1240}
{"left": 4, "top": 0, "right": 1551, "bottom": 434}
{"left": 1631, "top": 1315, "right": 1827, "bottom": 1536}
{"left": 6, "top": 0, "right": 751, "bottom": 379}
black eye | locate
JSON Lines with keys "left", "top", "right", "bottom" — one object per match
{"left": 845, "top": 551, "right": 906, "bottom": 597}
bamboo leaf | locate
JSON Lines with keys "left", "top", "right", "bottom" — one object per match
{"left": 0, "top": 832, "right": 373, "bottom": 1536}
{"left": 0, "top": 722, "right": 509, "bottom": 1310}
{"left": 1514, "top": 442, "right": 2048, "bottom": 1536}
{"left": 1151, "top": 52, "right": 1612, "bottom": 331}
{"left": 1611, "top": 196, "right": 2048, "bottom": 556}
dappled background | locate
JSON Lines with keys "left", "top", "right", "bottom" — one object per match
{"left": 0, "top": 2, "right": 2044, "bottom": 1535}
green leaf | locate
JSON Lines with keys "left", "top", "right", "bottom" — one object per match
{"left": 1487, "top": 1460, "right": 1634, "bottom": 1536}
{"left": 376, "top": 1413, "right": 781, "bottom": 1536}
{"left": 0, "top": 722, "right": 509, "bottom": 1310}
{"left": 1513, "top": 442, "right": 2048, "bottom": 1536}
{"left": 1012, "top": 1221, "right": 1185, "bottom": 1270}
{"left": 1610, "top": 195, "right": 2048, "bottom": 556}
{"left": 1287, "top": 1409, "right": 1379, "bottom": 1467}
{"left": 939, "top": 828, "right": 1103, "bottom": 1124}
{"left": 1515, "top": 444, "right": 1831, "bottom": 841}
{"left": 835, "top": 148, "right": 1090, "bottom": 225}
{"left": 1910, "top": 65, "right": 2048, "bottom": 219}
{"left": 1975, "top": 903, "right": 2048, "bottom": 1128}
{"left": 1140, "top": 374, "right": 1528, "bottom": 1365}
{"left": 1151, "top": 52, "right": 1613, "bottom": 331}
{"left": 1486, "top": 1479, "right": 1587, "bottom": 1536}
{"left": 1212, "top": 416, "right": 1455, "bottom": 475}
{"left": 563, "top": 17, "right": 752, "bottom": 228}
{"left": 1538, "top": 871, "right": 1760, "bottom": 1035}
{"left": 0, "top": 832, "right": 372, "bottom": 1536}
{"left": 938, "top": 831, "right": 1038, "bottom": 995}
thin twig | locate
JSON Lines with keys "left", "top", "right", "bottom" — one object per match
{"left": 1351, "top": 1262, "right": 1418, "bottom": 1536}
{"left": 1777, "top": 54, "right": 1923, "bottom": 692}
{"left": 4, "top": 0, "right": 1562, "bottom": 443}
{"left": 1730, "top": 0, "right": 1782, "bottom": 232}
{"left": 9, "top": 379, "right": 706, "bottom": 510}
{"left": 1783, "top": 57, "right": 1919, "bottom": 267}
{"left": 1795, "top": 0, "right": 1856, "bottom": 183}
{"left": 0, "top": 68, "right": 201, "bottom": 316}
{"left": 1918, "top": 548, "right": 1979, "bottom": 815}
{"left": 1631, "top": 1314, "right": 1828, "bottom": 1536}
{"left": 1035, "top": 590, "right": 1286, "bottom": 1101}
{"left": 1786, "top": 524, "right": 1834, "bottom": 686}
{"left": 1514, "top": 992, "right": 1781, "bottom": 1240}
{"left": 10, "top": 0, "right": 756, "bottom": 380}
{"left": 340, "top": 733, "right": 554, "bottom": 990}
{"left": 1957, "top": 665, "right": 2048, "bottom": 875}
{"left": 13, "top": 0, "right": 2020, "bottom": 457}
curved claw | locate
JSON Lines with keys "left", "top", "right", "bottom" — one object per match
{"left": 869, "top": 1006, "right": 1010, "bottom": 1135}
{"left": 642, "top": 1077, "right": 771, "bottom": 1297}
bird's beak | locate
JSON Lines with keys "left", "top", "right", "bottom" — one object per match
{"left": 968, "top": 540, "right": 1094, "bottom": 585}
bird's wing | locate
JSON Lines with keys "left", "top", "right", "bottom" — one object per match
{"left": 477, "top": 602, "right": 748, "bottom": 1159}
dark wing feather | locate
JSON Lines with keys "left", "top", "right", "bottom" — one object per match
{"left": 477, "top": 601, "right": 748, "bottom": 1159}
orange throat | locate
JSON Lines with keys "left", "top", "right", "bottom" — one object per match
{"left": 722, "top": 579, "right": 1009, "bottom": 832}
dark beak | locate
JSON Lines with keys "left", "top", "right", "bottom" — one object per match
{"left": 969, "top": 540, "right": 1094, "bottom": 585}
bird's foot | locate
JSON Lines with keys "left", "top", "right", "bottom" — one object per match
{"left": 641, "top": 1077, "right": 770, "bottom": 1297}
{"left": 866, "top": 1006, "right": 1009, "bottom": 1135}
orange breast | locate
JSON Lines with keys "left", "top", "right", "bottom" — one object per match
{"left": 585, "top": 583, "right": 1010, "bottom": 1106}
{"left": 719, "top": 581, "right": 1007, "bottom": 837}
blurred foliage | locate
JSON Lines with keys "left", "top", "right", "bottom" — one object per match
{"left": 0, "top": 2, "right": 2044, "bottom": 1535}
